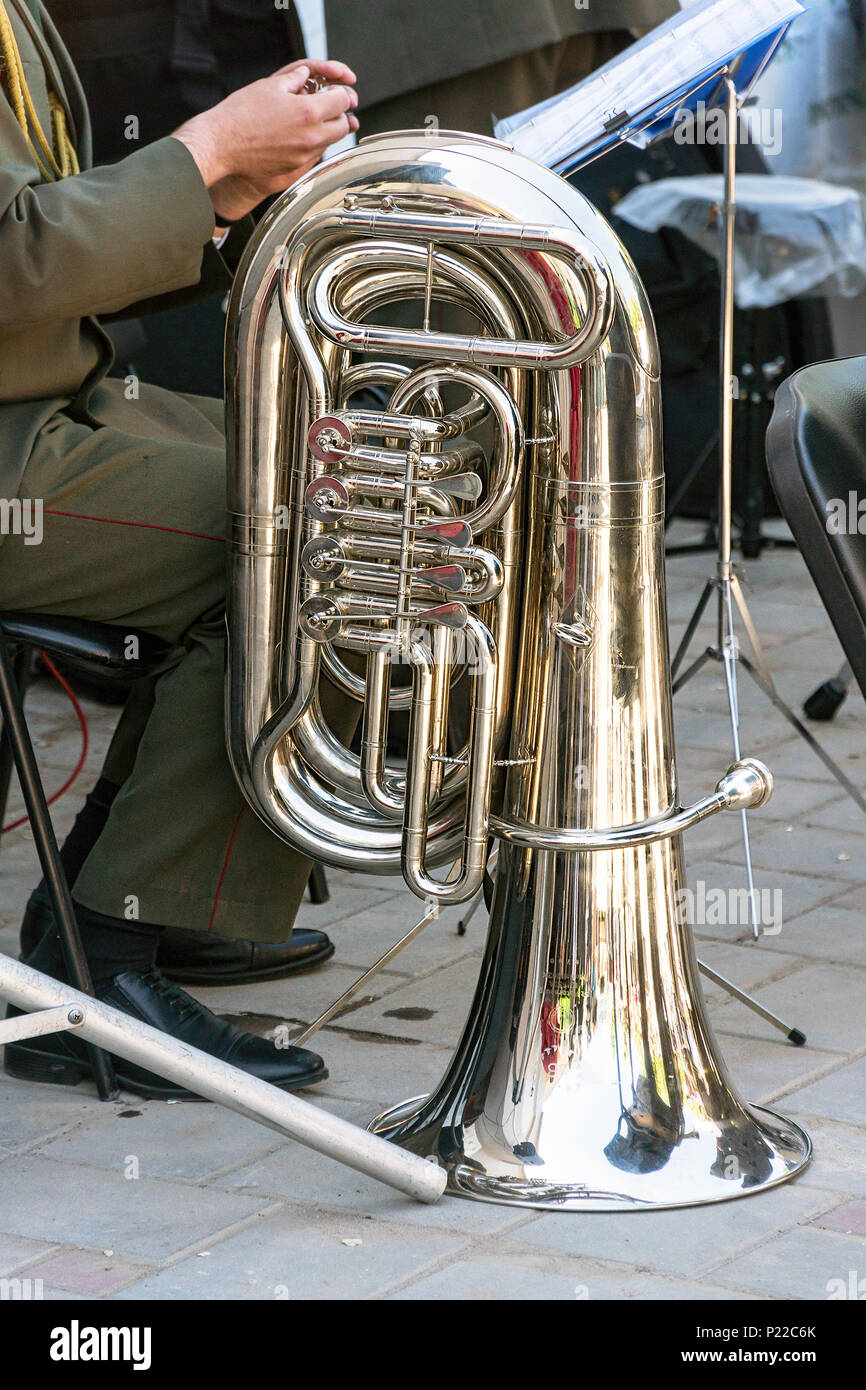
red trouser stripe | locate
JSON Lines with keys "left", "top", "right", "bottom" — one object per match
{"left": 44, "top": 508, "right": 224, "bottom": 543}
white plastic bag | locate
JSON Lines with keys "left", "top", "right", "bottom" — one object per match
{"left": 614, "top": 173, "right": 866, "bottom": 308}
{"left": 743, "top": 0, "right": 866, "bottom": 197}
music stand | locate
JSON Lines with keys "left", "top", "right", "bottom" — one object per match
{"left": 499, "top": 16, "right": 813, "bottom": 1040}
{"left": 667, "top": 76, "right": 866, "bottom": 939}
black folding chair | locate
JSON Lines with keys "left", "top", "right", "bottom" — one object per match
{"left": 0, "top": 614, "right": 182, "bottom": 1100}
{"left": 767, "top": 357, "right": 866, "bottom": 706}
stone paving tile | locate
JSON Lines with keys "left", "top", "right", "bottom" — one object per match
{"left": 213, "top": 1144, "right": 531, "bottom": 1236}
{"left": 39, "top": 1287, "right": 92, "bottom": 1301}
{"left": 668, "top": 601, "right": 826, "bottom": 655}
{"left": 781, "top": 1056, "right": 866, "bottom": 1129}
{"left": 710, "top": 1222, "right": 866, "bottom": 1300}
{"left": 672, "top": 746, "right": 842, "bottom": 830}
{"left": 742, "top": 824, "right": 866, "bottom": 885}
{"left": 187, "top": 961, "right": 407, "bottom": 1034}
{"left": 694, "top": 941, "right": 804, "bottom": 1005}
{"left": 308, "top": 868, "right": 405, "bottom": 925}
{"left": 33, "top": 1098, "right": 360, "bottom": 1183}
{"left": 117, "top": 1207, "right": 468, "bottom": 1300}
{"left": 750, "top": 901, "right": 866, "bottom": 968}
{"left": 782, "top": 1115, "right": 866, "bottom": 1198}
{"left": 0, "top": 837, "right": 49, "bottom": 930}
{"left": 336, "top": 959, "right": 476, "bottom": 1046}
{"left": 320, "top": 895, "right": 482, "bottom": 976}
{"left": 683, "top": 815, "right": 744, "bottom": 860}
{"left": 682, "top": 861, "right": 844, "bottom": 936}
{"left": 500, "top": 1183, "right": 833, "bottom": 1279}
{"left": 805, "top": 794, "right": 866, "bottom": 837}
{"left": 0, "top": 1153, "right": 271, "bottom": 1260}
{"left": 827, "top": 884, "right": 866, "bottom": 913}
{"left": 759, "top": 735, "right": 866, "bottom": 789}
{"left": 709, "top": 1030, "right": 846, "bottom": 1107}
{"left": 0, "top": 1231, "right": 56, "bottom": 1275}
{"left": 747, "top": 632, "right": 853, "bottom": 676}
{"left": 711, "top": 964, "right": 866, "bottom": 1055}
{"left": 306, "top": 1030, "right": 454, "bottom": 1109}
{"left": 392, "top": 1252, "right": 761, "bottom": 1301}
{"left": 762, "top": 782, "right": 852, "bottom": 827}
{"left": 25, "top": 1247, "right": 153, "bottom": 1297}
{"left": 673, "top": 710, "right": 795, "bottom": 755}
{"left": 0, "top": 1075, "right": 105, "bottom": 1149}
{"left": 813, "top": 1200, "right": 866, "bottom": 1237}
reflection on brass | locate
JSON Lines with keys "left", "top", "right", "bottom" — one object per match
{"left": 226, "top": 131, "right": 810, "bottom": 1209}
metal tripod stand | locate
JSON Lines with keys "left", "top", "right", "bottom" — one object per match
{"left": 670, "top": 77, "right": 863, "bottom": 1042}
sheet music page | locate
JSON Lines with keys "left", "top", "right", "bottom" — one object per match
{"left": 494, "top": 0, "right": 805, "bottom": 168}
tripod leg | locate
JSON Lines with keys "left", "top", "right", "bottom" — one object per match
{"left": 717, "top": 581, "right": 763, "bottom": 942}
{"left": 740, "top": 654, "right": 866, "bottom": 815}
{"left": 671, "top": 646, "right": 713, "bottom": 696}
{"left": 457, "top": 890, "right": 484, "bottom": 937}
{"left": 671, "top": 578, "right": 715, "bottom": 680}
{"left": 729, "top": 571, "right": 776, "bottom": 690}
{"left": 698, "top": 959, "right": 806, "bottom": 1045}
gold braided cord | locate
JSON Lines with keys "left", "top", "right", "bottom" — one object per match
{"left": 49, "top": 91, "right": 78, "bottom": 176}
{"left": 0, "top": 0, "right": 78, "bottom": 180}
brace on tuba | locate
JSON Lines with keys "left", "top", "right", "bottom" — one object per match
{"left": 225, "top": 130, "right": 810, "bottom": 1209}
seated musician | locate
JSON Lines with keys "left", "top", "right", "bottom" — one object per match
{"left": 0, "top": 0, "right": 358, "bottom": 1095}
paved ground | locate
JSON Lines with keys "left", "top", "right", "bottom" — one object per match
{"left": 0, "top": 521, "right": 864, "bottom": 1301}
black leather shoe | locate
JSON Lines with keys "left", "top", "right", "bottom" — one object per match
{"left": 4, "top": 967, "right": 328, "bottom": 1099}
{"left": 156, "top": 925, "right": 335, "bottom": 986}
{"left": 20, "top": 892, "right": 334, "bottom": 987}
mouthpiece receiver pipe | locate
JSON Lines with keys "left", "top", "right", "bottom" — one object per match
{"left": 490, "top": 758, "right": 774, "bottom": 852}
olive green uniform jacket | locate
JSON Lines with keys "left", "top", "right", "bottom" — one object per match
{"left": 0, "top": 0, "right": 226, "bottom": 497}
{"left": 0, "top": 0, "right": 342, "bottom": 939}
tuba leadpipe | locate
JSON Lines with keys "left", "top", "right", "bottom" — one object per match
{"left": 225, "top": 130, "right": 810, "bottom": 1209}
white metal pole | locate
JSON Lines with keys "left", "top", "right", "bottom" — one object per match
{"left": 0, "top": 954, "right": 446, "bottom": 1204}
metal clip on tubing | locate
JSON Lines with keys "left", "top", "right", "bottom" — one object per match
{"left": 0, "top": 954, "right": 446, "bottom": 1204}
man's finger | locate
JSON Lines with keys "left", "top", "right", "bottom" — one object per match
{"left": 317, "top": 111, "right": 360, "bottom": 145}
{"left": 281, "top": 65, "right": 311, "bottom": 93}
{"left": 307, "top": 83, "right": 358, "bottom": 120}
{"left": 308, "top": 59, "right": 357, "bottom": 84}
{"left": 274, "top": 58, "right": 356, "bottom": 84}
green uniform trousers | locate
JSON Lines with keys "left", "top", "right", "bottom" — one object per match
{"left": 0, "top": 379, "right": 356, "bottom": 942}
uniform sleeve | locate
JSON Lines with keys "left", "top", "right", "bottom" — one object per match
{"left": 108, "top": 216, "right": 256, "bottom": 320}
{"left": 0, "top": 127, "right": 216, "bottom": 329}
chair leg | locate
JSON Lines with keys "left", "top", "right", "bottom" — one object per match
{"left": 307, "top": 863, "right": 330, "bottom": 904}
{"left": 0, "top": 630, "right": 117, "bottom": 1100}
{"left": 803, "top": 661, "right": 853, "bottom": 722}
{"left": 0, "top": 646, "right": 31, "bottom": 837}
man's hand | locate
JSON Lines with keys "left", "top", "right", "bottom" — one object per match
{"left": 173, "top": 59, "right": 358, "bottom": 225}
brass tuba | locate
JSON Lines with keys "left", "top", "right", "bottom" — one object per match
{"left": 225, "top": 130, "right": 810, "bottom": 1209}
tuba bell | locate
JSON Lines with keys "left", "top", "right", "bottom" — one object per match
{"left": 225, "top": 130, "right": 810, "bottom": 1209}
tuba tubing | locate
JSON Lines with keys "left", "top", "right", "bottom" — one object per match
{"left": 226, "top": 131, "right": 810, "bottom": 1209}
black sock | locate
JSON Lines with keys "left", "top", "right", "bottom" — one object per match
{"left": 25, "top": 902, "right": 159, "bottom": 992}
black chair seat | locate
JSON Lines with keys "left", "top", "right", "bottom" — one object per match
{"left": 0, "top": 613, "right": 182, "bottom": 683}
{"left": 767, "top": 357, "right": 866, "bottom": 702}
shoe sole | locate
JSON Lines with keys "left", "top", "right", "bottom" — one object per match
{"left": 158, "top": 940, "right": 336, "bottom": 987}
{"left": 3, "top": 1044, "right": 328, "bottom": 1101}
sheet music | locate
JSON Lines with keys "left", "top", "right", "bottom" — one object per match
{"left": 494, "top": 0, "right": 805, "bottom": 169}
